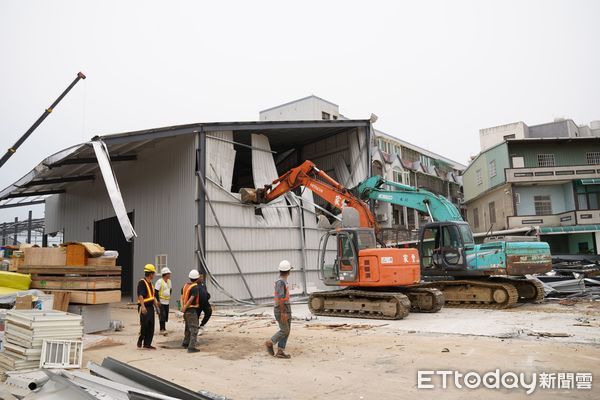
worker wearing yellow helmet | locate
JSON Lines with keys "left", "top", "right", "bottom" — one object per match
{"left": 137, "top": 263, "right": 160, "bottom": 349}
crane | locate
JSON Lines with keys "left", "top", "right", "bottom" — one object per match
{"left": 241, "top": 160, "right": 444, "bottom": 319}
{"left": 0, "top": 72, "right": 86, "bottom": 169}
{"left": 357, "top": 176, "right": 551, "bottom": 308}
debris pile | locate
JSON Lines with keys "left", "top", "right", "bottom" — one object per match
{"left": 536, "top": 256, "right": 600, "bottom": 300}
{"left": 0, "top": 310, "right": 83, "bottom": 373}
{"left": 0, "top": 357, "right": 228, "bottom": 400}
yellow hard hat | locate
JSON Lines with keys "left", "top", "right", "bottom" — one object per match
{"left": 144, "top": 264, "right": 156, "bottom": 273}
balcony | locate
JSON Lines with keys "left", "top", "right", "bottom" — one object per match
{"left": 506, "top": 165, "right": 600, "bottom": 183}
{"left": 508, "top": 210, "right": 600, "bottom": 228}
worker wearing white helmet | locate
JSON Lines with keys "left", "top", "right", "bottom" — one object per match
{"left": 180, "top": 269, "right": 201, "bottom": 353}
{"left": 265, "top": 260, "right": 293, "bottom": 359}
{"left": 154, "top": 267, "right": 172, "bottom": 334}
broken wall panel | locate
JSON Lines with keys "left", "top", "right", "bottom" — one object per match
{"left": 251, "top": 134, "right": 293, "bottom": 227}
{"left": 206, "top": 131, "right": 236, "bottom": 192}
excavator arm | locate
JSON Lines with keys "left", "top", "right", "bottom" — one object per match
{"left": 357, "top": 176, "right": 463, "bottom": 222}
{"left": 240, "top": 160, "right": 377, "bottom": 228}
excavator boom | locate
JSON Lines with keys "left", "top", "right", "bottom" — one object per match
{"left": 241, "top": 160, "right": 377, "bottom": 229}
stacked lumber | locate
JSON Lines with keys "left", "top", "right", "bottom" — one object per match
{"left": 0, "top": 310, "right": 83, "bottom": 372}
{"left": 19, "top": 265, "right": 122, "bottom": 305}
{"left": 19, "top": 244, "right": 122, "bottom": 306}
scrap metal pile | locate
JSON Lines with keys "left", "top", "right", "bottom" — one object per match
{"left": 536, "top": 255, "right": 600, "bottom": 300}
{"left": 0, "top": 357, "right": 228, "bottom": 400}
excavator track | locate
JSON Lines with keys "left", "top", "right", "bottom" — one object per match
{"left": 308, "top": 289, "right": 412, "bottom": 320}
{"left": 421, "top": 280, "right": 519, "bottom": 309}
{"left": 491, "top": 277, "right": 545, "bottom": 303}
{"left": 402, "top": 287, "right": 445, "bottom": 313}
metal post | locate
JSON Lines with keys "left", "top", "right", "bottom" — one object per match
{"left": 195, "top": 129, "right": 207, "bottom": 274}
{"left": 42, "top": 227, "right": 48, "bottom": 247}
{"left": 27, "top": 210, "right": 32, "bottom": 244}
{"left": 291, "top": 195, "right": 308, "bottom": 296}
{"left": 1, "top": 222, "right": 6, "bottom": 245}
{"left": 13, "top": 217, "right": 18, "bottom": 245}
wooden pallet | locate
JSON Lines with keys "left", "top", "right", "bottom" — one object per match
{"left": 18, "top": 265, "right": 121, "bottom": 276}
{"left": 45, "top": 290, "right": 121, "bottom": 305}
{"left": 31, "top": 276, "right": 121, "bottom": 290}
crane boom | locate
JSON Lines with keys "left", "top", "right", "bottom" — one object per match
{"left": 0, "top": 72, "right": 86, "bottom": 169}
{"left": 240, "top": 160, "right": 377, "bottom": 229}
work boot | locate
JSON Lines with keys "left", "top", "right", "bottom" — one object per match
{"left": 137, "top": 338, "right": 143, "bottom": 348}
{"left": 143, "top": 345, "right": 157, "bottom": 350}
{"left": 187, "top": 347, "right": 200, "bottom": 353}
{"left": 181, "top": 342, "right": 189, "bottom": 348}
{"left": 275, "top": 349, "right": 291, "bottom": 359}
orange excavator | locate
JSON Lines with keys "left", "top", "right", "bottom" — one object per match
{"left": 241, "top": 160, "right": 444, "bottom": 319}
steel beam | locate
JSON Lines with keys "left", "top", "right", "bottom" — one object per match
{"left": 23, "top": 175, "right": 95, "bottom": 187}
{"left": 3, "top": 189, "right": 65, "bottom": 199}
{"left": 0, "top": 200, "right": 46, "bottom": 209}
{"left": 100, "top": 357, "right": 213, "bottom": 400}
{"left": 50, "top": 155, "right": 136, "bottom": 167}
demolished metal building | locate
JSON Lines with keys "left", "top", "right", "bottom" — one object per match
{"left": 0, "top": 120, "right": 372, "bottom": 302}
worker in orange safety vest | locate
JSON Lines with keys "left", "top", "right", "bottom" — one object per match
{"left": 137, "top": 264, "right": 160, "bottom": 349}
{"left": 265, "top": 260, "right": 293, "bottom": 359}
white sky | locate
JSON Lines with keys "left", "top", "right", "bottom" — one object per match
{"left": 1, "top": 0, "right": 599, "bottom": 222}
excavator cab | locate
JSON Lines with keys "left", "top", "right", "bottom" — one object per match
{"left": 419, "top": 221, "right": 473, "bottom": 274}
{"left": 318, "top": 228, "right": 377, "bottom": 286}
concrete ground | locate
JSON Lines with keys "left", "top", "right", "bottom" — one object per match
{"left": 85, "top": 300, "right": 600, "bottom": 400}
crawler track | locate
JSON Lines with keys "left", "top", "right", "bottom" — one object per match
{"left": 308, "top": 289, "right": 412, "bottom": 320}
{"left": 402, "top": 287, "right": 445, "bottom": 313}
{"left": 492, "top": 277, "right": 546, "bottom": 303}
{"left": 421, "top": 280, "right": 519, "bottom": 309}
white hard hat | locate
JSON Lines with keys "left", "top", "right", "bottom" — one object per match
{"left": 161, "top": 267, "right": 171, "bottom": 275}
{"left": 188, "top": 269, "right": 200, "bottom": 279}
{"left": 278, "top": 260, "right": 293, "bottom": 272}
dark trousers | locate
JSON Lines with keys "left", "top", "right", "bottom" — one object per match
{"left": 182, "top": 309, "right": 199, "bottom": 349}
{"left": 198, "top": 304, "right": 212, "bottom": 327}
{"left": 159, "top": 304, "right": 169, "bottom": 331}
{"left": 138, "top": 302, "right": 155, "bottom": 347}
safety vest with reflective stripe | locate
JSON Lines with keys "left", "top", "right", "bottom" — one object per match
{"left": 273, "top": 279, "right": 289, "bottom": 302}
{"left": 182, "top": 282, "right": 200, "bottom": 308}
{"left": 157, "top": 279, "right": 171, "bottom": 301}
{"left": 139, "top": 279, "right": 155, "bottom": 304}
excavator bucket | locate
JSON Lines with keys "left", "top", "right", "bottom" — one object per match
{"left": 239, "top": 187, "right": 268, "bottom": 204}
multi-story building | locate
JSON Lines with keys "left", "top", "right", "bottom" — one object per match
{"left": 260, "top": 96, "right": 466, "bottom": 240}
{"left": 464, "top": 118, "right": 600, "bottom": 254}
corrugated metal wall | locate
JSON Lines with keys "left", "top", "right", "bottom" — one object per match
{"left": 204, "top": 127, "right": 369, "bottom": 302}
{"left": 45, "top": 135, "right": 197, "bottom": 299}
{"left": 45, "top": 126, "right": 370, "bottom": 303}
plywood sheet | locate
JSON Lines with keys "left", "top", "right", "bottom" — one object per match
{"left": 47, "top": 290, "right": 121, "bottom": 305}
{"left": 31, "top": 277, "right": 121, "bottom": 290}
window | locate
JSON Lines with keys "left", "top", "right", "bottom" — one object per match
{"left": 503, "top": 134, "right": 516, "bottom": 140}
{"left": 586, "top": 152, "right": 600, "bottom": 165}
{"left": 488, "top": 201, "right": 496, "bottom": 224}
{"left": 372, "top": 160, "right": 384, "bottom": 177}
{"left": 576, "top": 184, "right": 600, "bottom": 210}
{"left": 155, "top": 254, "right": 168, "bottom": 270}
{"left": 534, "top": 195, "right": 552, "bottom": 215}
{"left": 512, "top": 156, "right": 524, "bottom": 168}
{"left": 514, "top": 193, "right": 521, "bottom": 205}
{"left": 537, "top": 154, "right": 555, "bottom": 167}
{"left": 393, "top": 145, "right": 401, "bottom": 155}
{"left": 332, "top": 115, "right": 338, "bottom": 120}
{"left": 489, "top": 160, "right": 497, "bottom": 178}
{"left": 475, "top": 169, "right": 482, "bottom": 185}
{"left": 322, "top": 111, "right": 330, "bottom": 120}
{"left": 472, "top": 208, "right": 479, "bottom": 228}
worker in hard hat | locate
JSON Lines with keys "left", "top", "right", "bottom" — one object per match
{"left": 265, "top": 260, "right": 293, "bottom": 359}
{"left": 196, "top": 272, "right": 212, "bottom": 335}
{"left": 137, "top": 264, "right": 160, "bottom": 349}
{"left": 155, "top": 267, "right": 172, "bottom": 334}
{"left": 180, "top": 269, "right": 201, "bottom": 353}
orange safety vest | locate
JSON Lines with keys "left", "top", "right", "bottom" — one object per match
{"left": 182, "top": 283, "right": 200, "bottom": 308}
{"left": 273, "top": 280, "right": 289, "bottom": 301}
{"left": 139, "top": 279, "right": 155, "bottom": 304}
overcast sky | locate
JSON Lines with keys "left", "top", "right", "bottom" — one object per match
{"left": 1, "top": 0, "right": 599, "bottom": 222}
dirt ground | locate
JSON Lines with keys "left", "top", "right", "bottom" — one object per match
{"left": 84, "top": 301, "right": 600, "bottom": 400}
